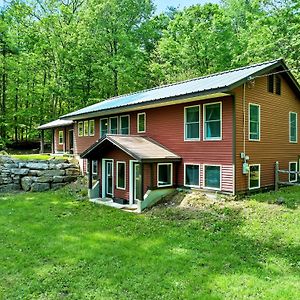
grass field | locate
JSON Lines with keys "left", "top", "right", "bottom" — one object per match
{"left": 10, "top": 154, "right": 69, "bottom": 160}
{"left": 0, "top": 187, "right": 299, "bottom": 299}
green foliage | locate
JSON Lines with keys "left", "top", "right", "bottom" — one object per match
{"left": 0, "top": 188, "right": 299, "bottom": 298}
{"left": 0, "top": 0, "right": 299, "bottom": 145}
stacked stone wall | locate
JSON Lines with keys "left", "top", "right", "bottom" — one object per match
{"left": 0, "top": 156, "right": 80, "bottom": 193}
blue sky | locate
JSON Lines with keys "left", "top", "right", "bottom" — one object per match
{"left": 154, "top": 0, "right": 221, "bottom": 13}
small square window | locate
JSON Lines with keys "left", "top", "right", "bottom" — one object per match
{"left": 157, "top": 163, "right": 172, "bottom": 187}
{"left": 275, "top": 75, "right": 281, "bottom": 95}
{"left": 249, "top": 164, "right": 260, "bottom": 190}
{"left": 184, "top": 164, "right": 200, "bottom": 187}
{"left": 204, "top": 165, "right": 221, "bottom": 190}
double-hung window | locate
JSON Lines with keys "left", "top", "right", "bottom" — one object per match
{"left": 116, "top": 162, "right": 126, "bottom": 189}
{"left": 78, "top": 122, "right": 83, "bottom": 137}
{"left": 289, "top": 162, "right": 297, "bottom": 183}
{"left": 84, "top": 120, "right": 89, "bottom": 136}
{"left": 100, "top": 118, "right": 108, "bottom": 138}
{"left": 184, "top": 164, "right": 200, "bottom": 187}
{"left": 58, "top": 131, "right": 64, "bottom": 144}
{"left": 157, "top": 163, "right": 173, "bottom": 187}
{"left": 137, "top": 113, "right": 146, "bottom": 133}
{"left": 249, "top": 164, "right": 260, "bottom": 190}
{"left": 120, "top": 115, "right": 130, "bottom": 135}
{"left": 92, "top": 160, "right": 98, "bottom": 175}
{"left": 184, "top": 105, "right": 200, "bottom": 140}
{"left": 289, "top": 112, "right": 297, "bottom": 143}
{"left": 204, "top": 102, "right": 222, "bottom": 140}
{"left": 89, "top": 120, "right": 95, "bottom": 136}
{"left": 110, "top": 117, "right": 118, "bottom": 134}
{"left": 204, "top": 165, "right": 221, "bottom": 190}
{"left": 249, "top": 104, "right": 260, "bottom": 141}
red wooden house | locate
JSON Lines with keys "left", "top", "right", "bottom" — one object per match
{"left": 39, "top": 59, "right": 300, "bottom": 211}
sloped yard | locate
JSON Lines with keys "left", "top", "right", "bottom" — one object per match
{"left": 0, "top": 187, "right": 299, "bottom": 299}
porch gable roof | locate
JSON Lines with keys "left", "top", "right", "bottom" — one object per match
{"left": 81, "top": 134, "right": 181, "bottom": 163}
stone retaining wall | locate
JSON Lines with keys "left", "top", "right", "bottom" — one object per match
{"left": 0, "top": 156, "right": 80, "bottom": 193}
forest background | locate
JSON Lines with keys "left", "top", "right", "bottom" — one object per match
{"left": 0, "top": 0, "right": 299, "bottom": 147}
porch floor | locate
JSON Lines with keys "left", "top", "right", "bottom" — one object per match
{"left": 90, "top": 198, "right": 139, "bottom": 213}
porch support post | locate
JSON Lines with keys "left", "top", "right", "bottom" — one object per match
{"left": 51, "top": 129, "right": 55, "bottom": 154}
{"left": 63, "top": 127, "right": 67, "bottom": 153}
{"left": 40, "top": 129, "right": 44, "bottom": 154}
{"left": 88, "top": 159, "right": 93, "bottom": 189}
{"left": 140, "top": 162, "right": 144, "bottom": 200}
{"left": 150, "top": 163, "right": 154, "bottom": 189}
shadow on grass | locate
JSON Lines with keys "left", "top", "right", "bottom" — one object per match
{"left": 0, "top": 189, "right": 299, "bottom": 299}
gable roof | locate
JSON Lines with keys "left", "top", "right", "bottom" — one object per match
{"left": 62, "top": 59, "right": 300, "bottom": 120}
{"left": 37, "top": 119, "right": 73, "bottom": 130}
{"left": 81, "top": 134, "right": 181, "bottom": 162}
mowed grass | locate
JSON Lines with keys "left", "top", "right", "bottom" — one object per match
{"left": 10, "top": 154, "right": 70, "bottom": 160}
{"left": 0, "top": 187, "right": 299, "bottom": 299}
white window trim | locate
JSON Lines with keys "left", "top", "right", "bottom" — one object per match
{"left": 289, "top": 161, "right": 298, "bottom": 183}
{"left": 109, "top": 116, "right": 118, "bottom": 134}
{"left": 83, "top": 120, "right": 89, "bottom": 136}
{"left": 78, "top": 121, "right": 83, "bottom": 137}
{"left": 184, "top": 105, "right": 201, "bottom": 141}
{"left": 101, "top": 158, "right": 114, "bottom": 198}
{"left": 203, "top": 164, "right": 222, "bottom": 191}
{"left": 289, "top": 112, "right": 298, "bottom": 143}
{"left": 120, "top": 115, "right": 130, "bottom": 135}
{"left": 248, "top": 103, "right": 261, "bottom": 142}
{"left": 203, "top": 101, "right": 222, "bottom": 141}
{"left": 100, "top": 118, "right": 108, "bottom": 138}
{"left": 92, "top": 160, "right": 98, "bottom": 175}
{"left": 89, "top": 120, "right": 95, "bottom": 136}
{"left": 184, "top": 163, "right": 200, "bottom": 188}
{"left": 157, "top": 163, "right": 173, "bottom": 187}
{"left": 58, "top": 130, "right": 64, "bottom": 145}
{"left": 248, "top": 164, "right": 261, "bottom": 190}
{"left": 137, "top": 112, "right": 146, "bottom": 133}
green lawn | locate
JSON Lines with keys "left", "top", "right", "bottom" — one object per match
{"left": 0, "top": 187, "right": 299, "bottom": 299}
{"left": 10, "top": 154, "right": 71, "bottom": 160}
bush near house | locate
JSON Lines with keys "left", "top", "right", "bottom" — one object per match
{"left": 0, "top": 187, "right": 299, "bottom": 299}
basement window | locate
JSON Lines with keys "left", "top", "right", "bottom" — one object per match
{"left": 157, "top": 163, "right": 173, "bottom": 187}
{"left": 289, "top": 162, "right": 297, "bottom": 183}
{"left": 204, "top": 165, "right": 221, "bottom": 190}
{"left": 249, "top": 164, "right": 260, "bottom": 190}
{"left": 184, "top": 164, "right": 200, "bottom": 188}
